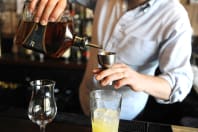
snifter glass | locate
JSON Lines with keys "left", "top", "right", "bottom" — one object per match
{"left": 28, "top": 79, "right": 57, "bottom": 132}
{"left": 13, "top": 1, "right": 101, "bottom": 58}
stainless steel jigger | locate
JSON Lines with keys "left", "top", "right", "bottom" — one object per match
{"left": 97, "top": 51, "right": 116, "bottom": 85}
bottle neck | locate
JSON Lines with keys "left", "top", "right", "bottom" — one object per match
{"left": 73, "top": 36, "right": 88, "bottom": 49}
{"left": 73, "top": 36, "right": 102, "bottom": 49}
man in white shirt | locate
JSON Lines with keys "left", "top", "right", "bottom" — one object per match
{"left": 29, "top": 0, "right": 193, "bottom": 120}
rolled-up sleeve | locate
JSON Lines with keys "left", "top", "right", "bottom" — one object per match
{"left": 156, "top": 13, "right": 193, "bottom": 104}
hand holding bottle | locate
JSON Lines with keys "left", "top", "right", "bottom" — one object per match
{"left": 28, "top": 0, "right": 67, "bottom": 25}
{"left": 14, "top": 0, "right": 101, "bottom": 58}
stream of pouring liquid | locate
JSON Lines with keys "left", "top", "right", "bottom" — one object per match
{"left": 86, "top": 43, "right": 103, "bottom": 49}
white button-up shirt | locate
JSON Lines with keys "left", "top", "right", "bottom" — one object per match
{"left": 78, "top": 0, "right": 193, "bottom": 120}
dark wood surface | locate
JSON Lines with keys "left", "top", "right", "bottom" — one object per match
{"left": 0, "top": 108, "right": 174, "bottom": 132}
{"left": 0, "top": 109, "right": 197, "bottom": 132}
{"left": 0, "top": 117, "right": 91, "bottom": 132}
{"left": 0, "top": 111, "right": 169, "bottom": 132}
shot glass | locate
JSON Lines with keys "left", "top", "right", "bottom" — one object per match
{"left": 90, "top": 89, "right": 122, "bottom": 132}
{"left": 97, "top": 51, "right": 116, "bottom": 69}
{"left": 97, "top": 51, "right": 116, "bottom": 85}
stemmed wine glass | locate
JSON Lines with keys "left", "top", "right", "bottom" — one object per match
{"left": 28, "top": 79, "right": 57, "bottom": 132}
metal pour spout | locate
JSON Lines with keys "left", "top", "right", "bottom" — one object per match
{"left": 73, "top": 36, "right": 102, "bottom": 49}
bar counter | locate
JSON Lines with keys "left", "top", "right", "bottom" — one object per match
{"left": 0, "top": 55, "right": 198, "bottom": 131}
{"left": 0, "top": 108, "right": 197, "bottom": 132}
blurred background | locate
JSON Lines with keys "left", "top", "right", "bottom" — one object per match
{"left": 0, "top": 0, "right": 198, "bottom": 128}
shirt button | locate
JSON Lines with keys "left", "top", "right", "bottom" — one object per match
{"left": 143, "top": 8, "right": 148, "bottom": 13}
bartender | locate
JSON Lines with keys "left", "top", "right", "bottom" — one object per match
{"left": 29, "top": 0, "right": 193, "bottom": 120}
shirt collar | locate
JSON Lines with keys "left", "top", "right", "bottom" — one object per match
{"left": 139, "top": 0, "right": 156, "bottom": 13}
{"left": 148, "top": 0, "right": 156, "bottom": 6}
{"left": 131, "top": 0, "right": 155, "bottom": 17}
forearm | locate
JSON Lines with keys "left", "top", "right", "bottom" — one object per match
{"left": 136, "top": 74, "right": 172, "bottom": 100}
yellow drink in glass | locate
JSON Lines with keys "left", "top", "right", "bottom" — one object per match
{"left": 92, "top": 108, "right": 119, "bottom": 132}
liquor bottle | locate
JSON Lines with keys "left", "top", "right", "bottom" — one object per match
{"left": 14, "top": 1, "right": 100, "bottom": 58}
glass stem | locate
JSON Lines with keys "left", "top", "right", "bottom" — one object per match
{"left": 40, "top": 125, "right": 46, "bottom": 132}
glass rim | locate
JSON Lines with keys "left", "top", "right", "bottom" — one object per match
{"left": 90, "top": 89, "right": 122, "bottom": 98}
{"left": 30, "top": 79, "right": 56, "bottom": 86}
{"left": 97, "top": 51, "right": 116, "bottom": 56}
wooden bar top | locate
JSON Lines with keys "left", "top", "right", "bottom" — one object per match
{"left": 0, "top": 108, "right": 197, "bottom": 132}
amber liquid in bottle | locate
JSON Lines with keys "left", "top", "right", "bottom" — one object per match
{"left": 14, "top": 21, "right": 74, "bottom": 58}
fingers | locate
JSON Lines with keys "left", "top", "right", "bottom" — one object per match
{"left": 95, "top": 64, "right": 129, "bottom": 87}
{"left": 100, "top": 71, "right": 126, "bottom": 86}
{"left": 29, "top": 0, "right": 67, "bottom": 25}
{"left": 48, "top": 0, "right": 66, "bottom": 21}
{"left": 92, "top": 68, "right": 102, "bottom": 74}
{"left": 28, "top": 0, "right": 39, "bottom": 13}
{"left": 114, "top": 77, "right": 129, "bottom": 89}
{"left": 95, "top": 63, "right": 126, "bottom": 80}
{"left": 34, "top": 0, "right": 49, "bottom": 24}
